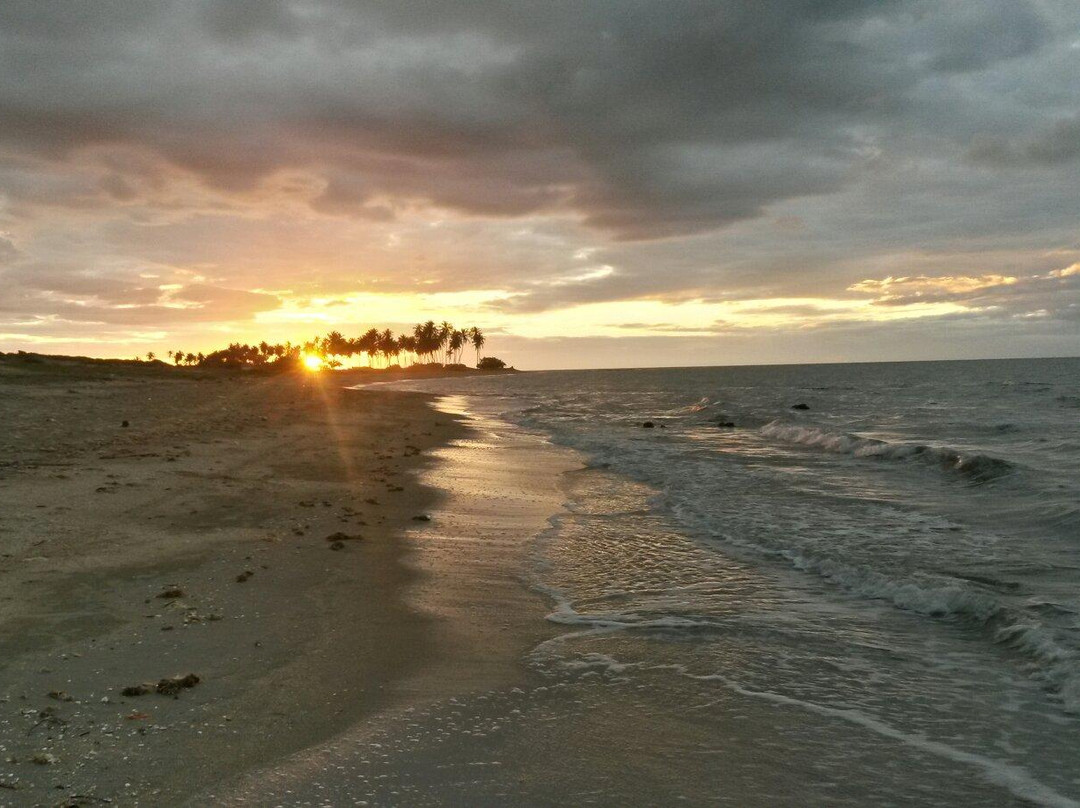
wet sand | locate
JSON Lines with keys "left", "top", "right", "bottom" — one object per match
{"left": 0, "top": 359, "right": 479, "bottom": 805}
{"left": 209, "top": 396, "right": 575, "bottom": 805}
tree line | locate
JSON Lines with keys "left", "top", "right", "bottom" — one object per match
{"left": 162, "top": 321, "right": 494, "bottom": 371}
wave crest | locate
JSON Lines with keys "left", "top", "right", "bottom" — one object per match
{"left": 760, "top": 422, "right": 1015, "bottom": 482}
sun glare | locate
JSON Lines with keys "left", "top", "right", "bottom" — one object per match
{"left": 302, "top": 353, "right": 324, "bottom": 371}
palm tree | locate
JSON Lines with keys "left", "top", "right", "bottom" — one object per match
{"left": 470, "top": 327, "right": 485, "bottom": 366}
{"left": 397, "top": 334, "right": 415, "bottom": 366}
{"left": 322, "top": 331, "right": 353, "bottom": 365}
{"left": 358, "top": 328, "right": 381, "bottom": 367}
{"left": 448, "top": 329, "right": 466, "bottom": 364}
{"left": 414, "top": 321, "right": 439, "bottom": 364}
{"left": 439, "top": 321, "right": 454, "bottom": 364}
{"left": 172, "top": 349, "right": 184, "bottom": 366}
{"left": 378, "top": 328, "right": 396, "bottom": 367}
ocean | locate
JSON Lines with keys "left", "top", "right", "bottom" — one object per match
{"left": 385, "top": 357, "right": 1080, "bottom": 806}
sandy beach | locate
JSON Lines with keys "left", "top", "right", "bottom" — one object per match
{"left": 0, "top": 357, "right": 560, "bottom": 806}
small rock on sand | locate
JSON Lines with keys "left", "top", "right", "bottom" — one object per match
{"left": 791, "top": 403, "right": 810, "bottom": 410}
{"left": 412, "top": 514, "right": 431, "bottom": 522}
{"left": 156, "top": 587, "right": 184, "bottom": 599}
{"left": 235, "top": 570, "right": 254, "bottom": 583}
{"left": 46, "top": 691, "right": 73, "bottom": 702}
{"left": 31, "top": 753, "right": 56, "bottom": 765}
{"left": 156, "top": 673, "right": 201, "bottom": 696}
{"left": 325, "top": 532, "right": 362, "bottom": 543}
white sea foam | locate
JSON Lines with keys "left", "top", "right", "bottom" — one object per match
{"left": 684, "top": 669, "right": 1080, "bottom": 808}
{"left": 759, "top": 421, "right": 1015, "bottom": 481}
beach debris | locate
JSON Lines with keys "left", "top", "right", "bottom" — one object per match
{"left": 26, "top": 706, "right": 66, "bottom": 735}
{"left": 121, "top": 420, "right": 129, "bottom": 428}
{"left": 155, "top": 586, "right": 184, "bottom": 600}
{"left": 235, "top": 570, "right": 254, "bottom": 583}
{"left": 716, "top": 420, "right": 736, "bottom": 428}
{"left": 329, "top": 541, "right": 345, "bottom": 551}
{"left": 155, "top": 673, "right": 200, "bottom": 697}
{"left": 412, "top": 514, "right": 432, "bottom": 522}
{"left": 325, "top": 532, "right": 363, "bottom": 543}
{"left": 55, "top": 795, "right": 112, "bottom": 807}
{"left": 791, "top": 403, "right": 810, "bottom": 410}
{"left": 180, "top": 611, "right": 222, "bottom": 625}
{"left": 642, "top": 421, "right": 655, "bottom": 428}
{"left": 298, "top": 500, "right": 315, "bottom": 507}
{"left": 123, "top": 673, "right": 208, "bottom": 696}
{"left": 47, "top": 690, "right": 73, "bottom": 703}
{"left": 31, "top": 752, "right": 56, "bottom": 766}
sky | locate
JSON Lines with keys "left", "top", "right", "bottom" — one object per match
{"left": 0, "top": 1, "right": 1078, "bottom": 369}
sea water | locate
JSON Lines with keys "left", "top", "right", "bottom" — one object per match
{"left": 386, "top": 358, "right": 1080, "bottom": 806}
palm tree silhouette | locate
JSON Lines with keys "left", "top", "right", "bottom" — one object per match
{"left": 448, "top": 329, "right": 466, "bottom": 364}
{"left": 470, "top": 327, "right": 485, "bottom": 366}
{"left": 358, "top": 328, "right": 381, "bottom": 367}
{"left": 439, "top": 321, "right": 454, "bottom": 363}
{"left": 141, "top": 322, "right": 494, "bottom": 371}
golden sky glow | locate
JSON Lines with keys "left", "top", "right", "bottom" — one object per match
{"left": 250, "top": 288, "right": 970, "bottom": 343}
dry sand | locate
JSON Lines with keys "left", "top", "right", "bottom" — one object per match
{"left": 0, "top": 357, "right": 488, "bottom": 805}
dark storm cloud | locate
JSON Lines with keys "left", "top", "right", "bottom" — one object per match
{"left": 968, "top": 117, "right": 1080, "bottom": 167}
{"left": 0, "top": 0, "right": 1060, "bottom": 236}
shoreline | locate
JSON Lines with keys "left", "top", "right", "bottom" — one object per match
{"left": 207, "top": 391, "right": 580, "bottom": 805}
{"left": 0, "top": 365, "right": 479, "bottom": 805}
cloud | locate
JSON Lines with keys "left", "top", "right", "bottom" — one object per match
{"left": 849, "top": 265, "right": 1080, "bottom": 321}
{"left": 968, "top": 117, "right": 1080, "bottom": 167}
{"left": 0, "top": 261, "right": 280, "bottom": 328}
{"left": 0, "top": 237, "right": 19, "bottom": 263}
{"left": 0, "top": 0, "right": 1063, "bottom": 238}
{"left": 0, "top": 1, "right": 1077, "bottom": 361}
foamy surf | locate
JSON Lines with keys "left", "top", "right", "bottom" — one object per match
{"left": 379, "top": 357, "right": 1080, "bottom": 805}
{"left": 759, "top": 421, "right": 1016, "bottom": 482}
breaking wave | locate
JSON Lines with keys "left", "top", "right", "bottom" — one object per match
{"left": 760, "top": 422, "right": 1015, "bottom": 482}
